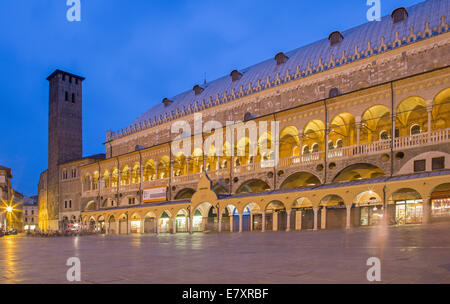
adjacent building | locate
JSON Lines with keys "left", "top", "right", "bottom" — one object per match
{"left": 0, "top": 166, "right": 25, "bottom": 232}
{"left": 23, "top": 196, "right": 38, "bottom": 231}
{"left": 39, "top": 0, "right": 450, "bottom": 234}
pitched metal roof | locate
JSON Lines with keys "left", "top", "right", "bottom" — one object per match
{"left": 112, "top": 0, "right": 449, "bottom": 140}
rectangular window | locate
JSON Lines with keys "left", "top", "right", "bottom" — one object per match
{"left": 432, "top": 157, "right": 445, "bottom": 171}
{"left": 65, "top": 91, "right": 68, "bottom": 101}
{"left": 414, "top": 159, "right": 426, "bottom": 172}
{"left": 69, "top": 200, "right": 72, "bottom": 208}
{"left": 31, "top": 210, "right": 34, "bottom": 215}
{"left": 64, "top": 201, "right": 67, "bottom": 209}
{"left": 72, "top": 93, "right": 75, "bottom": 103}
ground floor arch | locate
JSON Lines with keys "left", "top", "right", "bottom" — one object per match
{"left": 144, "top": 212, "right": 157, "bottom": 234}
{"left": 192, "top": 202, "right": 217, "bottom": 232}
{"left": 290, "top": 197, "right": 318, "bottom": 230}
{"left": 352, "top": 190, "right": 384, "bottom": 227}
{"left": 220, "top": 204, "right": 238, "bottom": 232}
{"left": 175, "top": 209, "right": 189, "bottom": 233}
{"left": 430, "top": 183, "right": 450, "bottom": 222}
{"left": 389, "top": 188, "right": 423, "bottom": 225}
{"left": 118, "top": 214, "right": 128, "bottom": 234}
{"left": 107, "top": 215, "right": 117, "bottom": 234}
{"left": 264, "top": 201, "right": 287, "bottom": 231}
{"left": 320, "top": 195, "right": 347, "bottom": 230}
{"left": 242, "top": 202, "right": 263, "bottom": 231}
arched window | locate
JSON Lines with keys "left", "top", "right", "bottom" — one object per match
{"left": 303, "top": 145, "right": 310, "bottom": 154}
{"left": 312, "top": 143, "right": 319, "bottom": 153}
{"left": 411, "top": 124, "right": 421, "bottom": 135}
{"left": 328, "top": 141, "right": 334, "bottom": 150}
{"left": 380, "top": 130, "right": 389, "bottom": 140}
{"left": 336, "top": 139, "right": 343, "bottom": 148}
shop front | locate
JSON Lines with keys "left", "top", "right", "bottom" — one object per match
{"left": 430, "top": 184, "right": 450, "bottom": 222}
{"left": 395, "top": 200, "right": 423, "bottom": 224}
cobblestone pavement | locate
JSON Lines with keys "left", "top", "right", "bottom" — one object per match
{"left": 1, "top": 222, "right": 450, "bottom": 284}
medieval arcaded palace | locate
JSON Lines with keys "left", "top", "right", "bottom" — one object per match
{"left": 39, "top": 0, "right": 450, "bottom": 234}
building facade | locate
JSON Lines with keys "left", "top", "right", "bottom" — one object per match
{"left": 0, "top": 166, "right": 24, "bottom": 232}
{"left": 23, "top": 196, "right": 38, "bottom": 231}
{"left": 40, "top": 1, "right": 450, "bottom": 234}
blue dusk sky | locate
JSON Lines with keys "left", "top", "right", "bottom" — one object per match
{"left": 0, "top": 0, "right": 423, "bottom": 196}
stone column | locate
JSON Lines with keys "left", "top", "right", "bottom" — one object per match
{"left": 295, "top": 210, "right": 302, "bottom": 230}
{"left": 250, "top": 213, "right": 253, "bottom": 231}
{"left": 423, "top": 197, "right": 431, "bottom": 224}
{"left": 286, "top": 210, "right": 291, "bottom": 232}
{"left": 218, "top": 215, "right": 222, "bottom": 232}
{"left": 356, "top": 119, "right": 361, "bottom": 147}
{"left": 262, "top": 212, "right": 266, "bottom": 232}
{"left": 273, "top": 212, "right": 278, "bottom": 231}
{"left": 321, "top": 206, "right": 327, "bottom": 230}
{"left": 299, "top": 131, "right": 304, "bottom": 158}
{"left": 239, "top": 213, "right": 243, "bottom": 233}
{"left": 155, "top": 218, "right": 159, "bottom": 235}
{"left": 185, "top": 216, "right": 189, "bottom": 233}
{"left": 427, "top": 107, "right": 432, "bottom": 140}
{"left": 189, "top": 216, "right": 193, "bottom": 234}
{"left": 172, "top": 217, "right": 177, "bottom": 234}
{"left": 313, "top": 207, "right": 319, "bottom": 231}
{"left": 346, "top": 205, "right": 352, "bottom": 229}
{"left": 202, "top": 217, "right": 207, "bottom": 232}
{"left": 229, "top": 216, "right": 234, "bottom": 232}
{"left": 140, "top": 219, "right": 145, "bottom": 234}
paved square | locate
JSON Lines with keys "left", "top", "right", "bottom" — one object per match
{"left": 1, "top": 223, "right": 450, "bottom": 284}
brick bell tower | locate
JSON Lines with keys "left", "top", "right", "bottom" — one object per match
{"left": 46, "top": 69, "right": 85, "bottom": 230}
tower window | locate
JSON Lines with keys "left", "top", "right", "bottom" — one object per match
{"left": 391, "top": 7, "right": 408, "bottom": 24}
{"left": 72, "top": 93, "right": 75, "bottom": 103}
{"left": 193, "top": 85, "right": 204, "bottom": 96}
{"left": 69, "top": 77, "right": 72, "bottom": 84}
{"left": 328, "top": 31, "right": 344, "bottom": 47}
{"left": 65, "top": 91, "right": 69, "bottom": 101}
{"left": 230, "top": 70, "right": 243, "bottom": 82}
{"left": 62, "top": 74, "right": 66, "bottom": 81}
{"left": 274, "top": 52, "right": 289, "bottom": 65}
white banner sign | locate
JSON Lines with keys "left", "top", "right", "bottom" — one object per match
{"left": 143, "top": 186, "right": 167, "bottom": 203}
